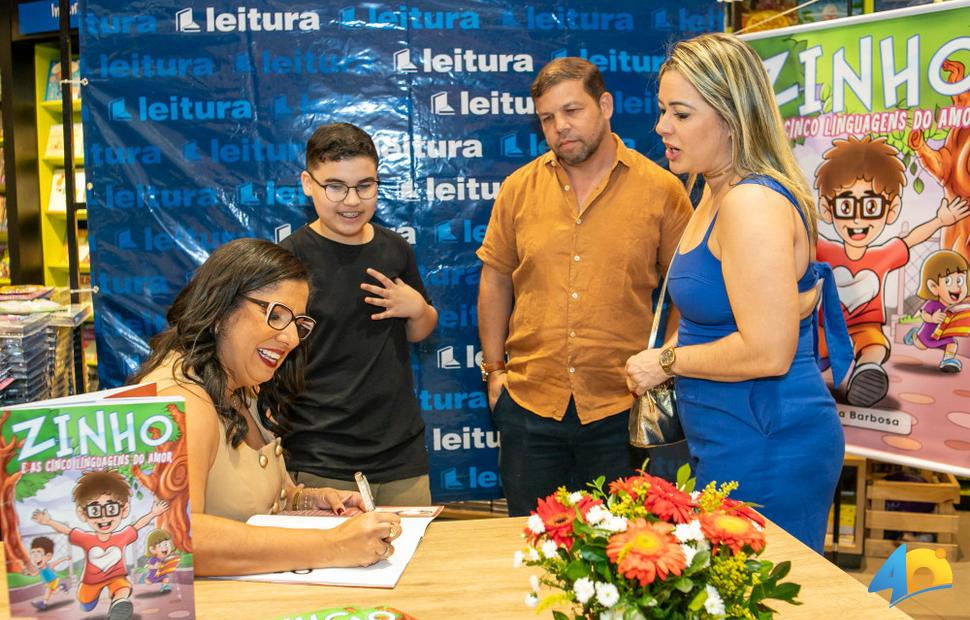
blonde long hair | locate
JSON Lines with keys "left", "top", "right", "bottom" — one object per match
{"left": 660, "top": 32, "right": 818, "bottom": 240}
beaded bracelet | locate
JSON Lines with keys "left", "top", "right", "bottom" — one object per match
{"left": 302, "top": 489, "right": 313, "bottom": 511}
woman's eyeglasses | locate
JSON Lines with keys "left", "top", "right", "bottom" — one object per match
{"left": 239, "top": 295, "right": 316, "bottom": 341}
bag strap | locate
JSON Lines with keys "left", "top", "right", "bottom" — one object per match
{"left": 647, "top": 246, "right": 680, "bottom": 350}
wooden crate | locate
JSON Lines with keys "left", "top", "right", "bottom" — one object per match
{"left": 824, "top": 455, "right": 867, "bottom": 555}
{"left": 865, "top": 464, "right": 961, "bottom": 562}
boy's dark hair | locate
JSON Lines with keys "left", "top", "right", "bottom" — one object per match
{"left": 72, "top": 470, "right": 131, "bottom": 507}
{"left": 31, "top": 537, "right": 55, "bottom": 555}
{"left": 305, "top": 123, "right": 379, "bottom": 168}
{"left": 530, "top": 57, "right": 606, "bottom": 101}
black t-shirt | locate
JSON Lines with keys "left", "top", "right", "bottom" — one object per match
{"left": 280, "top": 223, "right": 431, "bottom": 482}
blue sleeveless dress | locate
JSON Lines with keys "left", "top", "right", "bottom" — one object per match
{"left": 668, "top": 176, "right": 852, "bottom": 552}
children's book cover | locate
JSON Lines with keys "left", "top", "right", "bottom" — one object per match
{"left": 0, "top": 392, "right": 194, "bottom": 618}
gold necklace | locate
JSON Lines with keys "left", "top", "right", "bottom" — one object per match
{"left": 703, "top": 165, "right": 734, "bottom": 180}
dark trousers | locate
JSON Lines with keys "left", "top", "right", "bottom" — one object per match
{"left": 491, "top": 390, "right": 641, "bottom": 517}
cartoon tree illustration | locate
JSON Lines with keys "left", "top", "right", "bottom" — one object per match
{"left": 1, "top": 410, "right": 31, "bottom": 574}
{"left": 909, "top": 58, "right": 970, "bottom": 263}
{"left": 130, "top": 403, "right": 192, "bottom": 552}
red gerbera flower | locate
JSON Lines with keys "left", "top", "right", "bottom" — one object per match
{"left": 530, "top": 494, "right": 577, "bottom": 549}
{"left": 721, "top": 498, "right": 766, "bottom": 528}
{"left": 700, "top": 511, "right": 766, "bottom": 555}
{"left": 642, "top": 476, "right": 695, "bottom": 524}
{"left": 606, "top": 518, "right": 686, "bottom": 586}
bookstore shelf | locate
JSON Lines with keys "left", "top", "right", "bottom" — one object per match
{"left": 35, "top": 43, "right": 87, "bottom": 288}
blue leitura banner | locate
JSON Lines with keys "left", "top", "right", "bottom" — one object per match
{"left": 78, "top": 1, "right": 721, "bottom": 501}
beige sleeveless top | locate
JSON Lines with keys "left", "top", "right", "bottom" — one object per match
{"left": 141, "top": 355, "right": 289, "bottom": 522}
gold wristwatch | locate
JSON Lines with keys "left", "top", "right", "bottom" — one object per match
{"left": 659, "top": 347, "right": 677, "bottom": 376}
{"left": 480, "top": 360, "right": 507, "bottom": 382}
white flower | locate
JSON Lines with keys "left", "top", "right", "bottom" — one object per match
{"left": 513, "top": 550, "right": 523, "bottom": 568}
{"left": 541, "top": 540, "right": 559, "bottom": 559}
{"left": 527, "top": 547, "right": 540, "bottom": 562}
{"left": 527, "top": 514, "right": 545, "bottom": 534}
{"left": 585, "top": 504, "right": 611, "bottom": 526}
{"left": 524, "top": 593, "right": 538, "bottom": 608}
{"left": 599, "top": 611, "right": 623, "bottom": 620}
{"left": 690, "top": 490, "right": 701, "bottom": 502}
{"left": 569, "top": 491, "right": 584, "bottom": 504}
{"left": 573, "top": 577, "right": 595, "bottom": 604}
{"left": 530, "top": 574, "right": 540, "bottom": 592}
{"left": 595, "top": 582, "right": 620, "bottom": 608}
{"left": 704, "top": 585, "right": 726, "bottom": 615}
{"left": 603, "top": 515, "right": 628, "bottom": 533}
{"left": 674, "top": 520, "right": 704, "bottom": 544}
{"left": 681, "top": 543, "right": 699, "bottom": 568}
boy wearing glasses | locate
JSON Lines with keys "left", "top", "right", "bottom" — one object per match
{"left": 31, "top": 469, "right": 170, "bottom": 620}
{"left": 815, "top": 136, "right": 970, "bottom": 407}
{"left": 281, "top": 123, "right": 437, "bottom": 505}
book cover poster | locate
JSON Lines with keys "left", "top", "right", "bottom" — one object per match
{"left": 0, "top": 398, "right": 195, "bottom": 618}
{"left": 744, "top": 2, "right": 970, "bottom": 477}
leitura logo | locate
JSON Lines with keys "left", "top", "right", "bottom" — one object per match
{"left": 868, "top": 544, "right": 953, "bottom": 606}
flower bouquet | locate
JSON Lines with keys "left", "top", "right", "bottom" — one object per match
{"left": 515, "top": 465, "right": 801, "bottom": 619}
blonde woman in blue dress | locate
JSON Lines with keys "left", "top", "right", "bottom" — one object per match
{"left": 625, "top": 33, "right": 853, "bottom": 552}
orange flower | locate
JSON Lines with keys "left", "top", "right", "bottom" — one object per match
{"left": 530, "top": 494, "right": 577, "bottom": 549}
{"left": 721, "top": 498, "right": 766, "bottom": 528}
{"left": 608, "top": 475, "right": 643, "bottom": 499}
{"left": 643, "top": 476, "right": 694, "bottom": 524}
{"left": 606, "top": 519, "right": 686, "bottom": 586}
{"left": 700, "top": 511, "right": 766, "bottom": 555}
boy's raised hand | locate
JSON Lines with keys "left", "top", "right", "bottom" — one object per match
{"left": 938, "top": 196, "right": 969, "bottom": 226}
{"left": 361, "top": 268, "right": 427, "bottom": 320}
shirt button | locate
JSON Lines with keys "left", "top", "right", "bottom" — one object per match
{"left": 573, "top": 255, "right": 581, "bottom": 262}
{"left": 258, "top": 454, "right": 269, "bottom": 468}
{"left": 563, "top": 184, "right": 571, "bottom": 191}
{"left": 568, "top": 367, "right": 576, "bottom": 373}
{"left": 571, "top": 292, "right": 579, "bottom": 300}
{"left": 575, "top": 218, "right": 582, "bottom": 225}
{"left": 569, "top": 331, "right": 576, "bottom": 338}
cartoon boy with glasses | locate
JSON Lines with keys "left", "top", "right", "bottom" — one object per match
{"left": 815, "top": 136, "right": 970, "bottom": 407}
{"left": 32, "top": 470, "right": 169, "bottom": 620}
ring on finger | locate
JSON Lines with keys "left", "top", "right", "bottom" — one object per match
{"left": 381, "top": 542, "right": 391, "bottom": 557}
{"left": 388, "top": 524, "right": 397, "bottom": 539}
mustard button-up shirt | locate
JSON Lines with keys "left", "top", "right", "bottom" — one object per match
{"left": 477, "top": 134, "right": 692, "bottom": 423}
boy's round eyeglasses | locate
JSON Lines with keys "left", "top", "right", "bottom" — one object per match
{"left": 239, "top": 295, "right": 316, "bottom": 341}
{"left": 304, "top": 170, "right": 380, "bottom": 202}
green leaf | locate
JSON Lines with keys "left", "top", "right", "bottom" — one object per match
{"left": 914, "top": 177, "right": 925, "bottom": 194}
{"left": 552, "top": 611, "right": 569, "bottom": 620}
{"left": 771, "top": 582, "right": 802, "bottom": 603}
{"left": 676, "top": 463, "right": 692, "bottom": 489}
{"left": 688, "top": 588, "right": 708, "bottom": 611}
{"left": 903, "top": 152, "right": 911, "bottom": 167}
{"left": 910, "top": 162, "right": 917, "bottom": 175}
{"left": 564, "top": 560, "right": 588, "bottom": 581}
{"left": 684, "top": 478, "right": 695, "bottom": 494}
{"left": 580, "top": 547, "right": 607, "bottom": 562}
{"left": 769, "top": 560, "right": 791, "bottom": 581}
{"left": 672, "top": 577, "right": 694, "bottom": 593}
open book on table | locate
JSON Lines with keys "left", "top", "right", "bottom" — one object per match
{"left": 221, "top": 506, "right": 442, "bottom": 588}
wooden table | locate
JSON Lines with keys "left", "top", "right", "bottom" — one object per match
{"left": 2, "top": 518, "right": 910, "bottom": 619}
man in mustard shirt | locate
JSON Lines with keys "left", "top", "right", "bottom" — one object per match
{"left": 477, "top": 58, "right": 692, "bottom": 515}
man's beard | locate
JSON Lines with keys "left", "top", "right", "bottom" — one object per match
{"left": 554, "top": 125, "right": 607, "bottom": 166}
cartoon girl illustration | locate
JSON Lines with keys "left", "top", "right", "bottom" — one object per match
{"left": 141, "top": 529, "right": 180, "bottom": 593}
{"left": 904, "top": 249, "right": 970, "bottom": 372}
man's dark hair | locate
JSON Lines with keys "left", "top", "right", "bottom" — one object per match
{"left": 305, "top": 123, "right": 379, "bottom": 168}
{"left": 31, "top": 537, "right": 55, "bottom": 555}
{"left": 530, "top": 57, "right": 606, "bottom": 101}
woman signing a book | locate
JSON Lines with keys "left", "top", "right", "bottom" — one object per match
{"left": 131, "top": 238, "right": 402, "bottom": 576}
